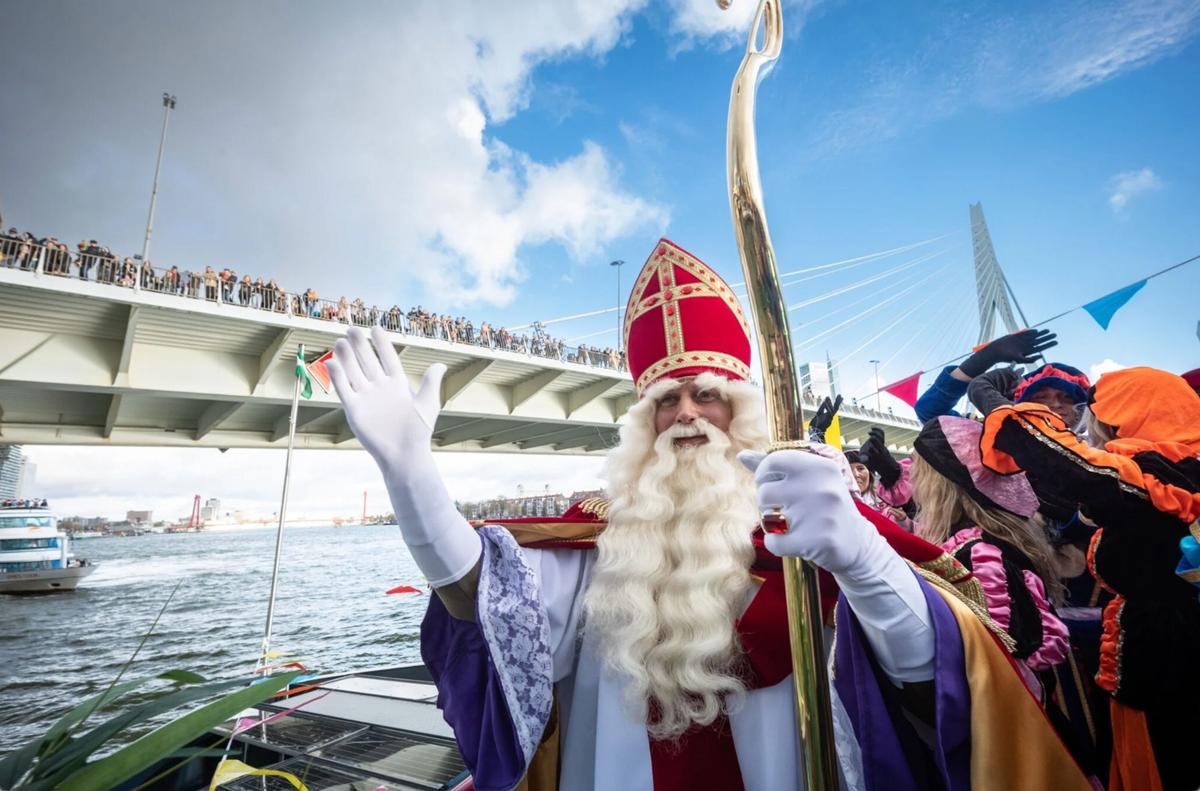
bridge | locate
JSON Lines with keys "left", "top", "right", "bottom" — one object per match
{"left": 0, "top": 262, "right": 922, "bottom": 455}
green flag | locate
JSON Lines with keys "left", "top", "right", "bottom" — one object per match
{"left": 295, "top": 348, "right": 313, "bottom": 399}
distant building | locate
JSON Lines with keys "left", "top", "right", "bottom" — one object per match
{"left": 17, "top": 458, "right": 36, "bottom": 498}
{"left": 0, "top": 445, "right": 27, "bottom": 499}
{"left": 200, "top": 498, "right": 221, "bottom": 522}
{"left": 126, "top": 510, "right": 153, "bottom": 525}
{"left": 457, "top": 492, "right": 571, "bottom": 520}
{"left": 797, "top": 360, "right": 840, "bottom": 401}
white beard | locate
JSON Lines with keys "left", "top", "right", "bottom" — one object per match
{"left": 583, "top": 415, "right": 763, "bottom": 740}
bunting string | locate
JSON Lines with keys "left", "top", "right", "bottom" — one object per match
{"left": 862, "top": 251, "right": 1199, "bottom": 405}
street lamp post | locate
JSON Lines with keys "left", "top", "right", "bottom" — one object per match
{"left": 141, "top": 93, "right": 177, "bottom": 275}
{"left": 869, "top": 359, "right": 881, "bottom": 412}
{"left": 610, "top": 260, "right": 625, "bottom": 352}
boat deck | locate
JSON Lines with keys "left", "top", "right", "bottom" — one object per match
{"left": 136, "top": 664, "right": 470, "bottom": 791}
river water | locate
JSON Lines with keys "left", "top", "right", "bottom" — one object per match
{"left": 0, "top": 524, "right": 426, "bottom": 755}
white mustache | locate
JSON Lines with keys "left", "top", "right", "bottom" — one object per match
{"left": 663, "top": 421, "right": 713, "bottom": 440}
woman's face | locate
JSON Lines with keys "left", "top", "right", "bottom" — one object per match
{"left": 850, "top": 462, "right": 871, "bottom": 494}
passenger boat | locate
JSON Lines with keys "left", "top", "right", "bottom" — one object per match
{"left": 0, "top": 500, "right": 96, "bottom": 594}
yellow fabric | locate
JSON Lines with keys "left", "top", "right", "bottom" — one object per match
{"left": 800, "top": 415, "right": 843, "bottom": 448}
{"left": 934, "top": 586, "right": 1093, "bottom": 791}
{"left": 209, "top": 759, "right": 306, "bottom": 790}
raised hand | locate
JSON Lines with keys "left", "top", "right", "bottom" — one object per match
{"left": 959, "top": 328, "right": 1057, "bottom": 378}
{"left": 327, "top": 326, "right": 445, "bottom": 473}
{"left": 327, "top": 326, "right": 478, "bottom": 588}
{"left": 859, "top": 427, "right": 902, "bottom": 488}
{"left": 807, "top": 395, "right": 843, "bottom": 442}
{"left": 967, "top": 366, "right": 1024, "bottom": 415}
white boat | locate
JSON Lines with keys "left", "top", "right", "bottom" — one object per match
{"left": 69, "top": 530, "right": 105, "bottom": 540}
{"left": 0, "top": 501, "right": 96, "bottom": 594}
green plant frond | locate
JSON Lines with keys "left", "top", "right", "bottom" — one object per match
{"left": 50, "top": 671, "right": 300, "bottom": 791}
{"left": 31, "top": 678, "right": 247, "bottom": 782}
{"left": 0, "top": 668, "right": 207, "bottom": 789}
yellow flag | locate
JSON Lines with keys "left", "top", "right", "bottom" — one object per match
{"left": 209, "top": 759, "right": 307, "bottom": 791}
{"left": 802, "top": 415, "right": 844, "bottom": 449}
{"left": 823, "top": 414, "right": 843, "bottom": 449}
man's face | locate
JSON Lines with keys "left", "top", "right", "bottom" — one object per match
{"left": 653, "top": 379, "right": 733, "bottom": 446}
{"left": 850, "top": 462, "right": 871, "bottom": 494}
{"left": 1025, "top": 387, "right": 1081, "bottom": 425}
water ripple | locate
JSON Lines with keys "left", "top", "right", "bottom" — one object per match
{"left": 0, "top": 525, "right": 425, "bottom": 754}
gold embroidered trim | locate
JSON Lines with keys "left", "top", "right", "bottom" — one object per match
{"left": 635, "top": 351, "right": 753, "bottom": 394}
{"left": 1019, "top": 419, "right": 1148, "bottom": 501}
{"left": 623, "top": 241, "right": 751, "bottom": 346}
{"left": 913, "top": 563, "right": 1018, "bottom": 653}
{"left": 658, "top": 259, "right": 685, "bottom": 357}
{"left": 577, "top": 497, "right": 610, "bottom": 520}
{"left": 918, "top": 554, "right": 989, "bottom": 611}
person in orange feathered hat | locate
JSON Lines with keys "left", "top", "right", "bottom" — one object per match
{"left": 980, "top": 366, "right": 1200, "bottom": 791}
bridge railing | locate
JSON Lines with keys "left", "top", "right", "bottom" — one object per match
{"left": 0, "top": 236, "right": 629, "bottom": 373}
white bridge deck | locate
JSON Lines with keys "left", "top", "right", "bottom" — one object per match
{"left": 0, "top": 267, "right": 921, "bottom": 454}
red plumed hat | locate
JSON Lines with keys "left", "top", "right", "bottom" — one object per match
{"left": 624, "top": 238, "right": 752, "bottom": 396}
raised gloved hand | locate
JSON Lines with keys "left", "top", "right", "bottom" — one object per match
{"left": 807, "top": 395, "right": 843, "bottom": 443}
{"left": 328, "top": 326, "right": 479, "bottom": 587}
{"left": 859, "top": 427, "right": 902, "bottom": 488}
{"left": 966, "top": 366, "right": 1023, "bottom": 416}
{"left": 958, "top": 328, "right": 1056, "bottom": 378}
{"left": 738, "top": 448, "right": 935, "bottom": 682}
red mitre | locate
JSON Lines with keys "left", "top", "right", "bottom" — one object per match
{"left": 624, "top": 238, "right": 752, "bottom": 396}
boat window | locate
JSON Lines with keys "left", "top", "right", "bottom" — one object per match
{"left": 0, "top": 538, "right": 60, "bottom": 550}
{"left": 1, "top": 561, "right": 56, "bottom": 571}
{"left": 0, "top": 517, "right": 54, "bottom": 528}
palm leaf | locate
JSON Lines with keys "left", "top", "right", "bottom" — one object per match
{"left": 31, "top": 677, "right": 246, "bottom": 782}
{"left": 50, "top": 671, "right": 300, "bottom": 791}
{"left": 0, "top": 670, "right": 206, "bottom": 789}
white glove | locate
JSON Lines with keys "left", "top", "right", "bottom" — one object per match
{"left": 328, "top": 326, "right": 480, "bottom": 587}
{"left": 739, "top": 449, "right": 934, "bottom": 683}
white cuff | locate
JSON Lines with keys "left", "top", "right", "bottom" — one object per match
{"left": 408, "top": 527, "right": 482, "bottom": 588}
{"left": 384, "top": 463, "right": 482, "bottom": 587}
{"left": 835, "top": 533, "right": 935, "bottom": 684}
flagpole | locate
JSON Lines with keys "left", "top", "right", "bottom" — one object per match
{"left": 259, "top": 343, "right": 304, "bottom": 673}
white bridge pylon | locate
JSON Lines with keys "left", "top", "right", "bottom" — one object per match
{"left": 0, "top": 268, "right": 920, "bottom": 453}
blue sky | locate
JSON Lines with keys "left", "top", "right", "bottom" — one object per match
{"left": 3, "top": 0, "right": 1199, "bottom": 517}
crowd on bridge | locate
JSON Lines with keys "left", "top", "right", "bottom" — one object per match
{"left": 0, "top": 227, "right": 627, "bottom": 372}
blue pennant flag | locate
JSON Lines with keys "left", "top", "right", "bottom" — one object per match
{"left": 1082, "top": 279, "right": 1147, "bottom": 330}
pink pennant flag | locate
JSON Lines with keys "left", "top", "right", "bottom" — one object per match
{"left": 386, "top": 584, "right": 424, "bottom": 595}
{"left": 882, "top": 373, "right": 922, "bottom": 407}
{"left": 307, "top": 350, "right": 335, "bottom": 394}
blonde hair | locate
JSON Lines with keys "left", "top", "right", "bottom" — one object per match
{"left": 585, "top": 373, "right": 767, "bottom": 740}
{"left": 1084, "top": 407, "right": 1117, "bottom": 448}
{"left": 911, "top": 453, "right": 1064, "bottom": 604}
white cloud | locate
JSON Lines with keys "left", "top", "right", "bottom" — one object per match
{"left": 663, "top": 0, "right": 824, "bottom": 50}
{"left": 1107, "top": 167, "right": 1164, "bottom": 214}
{"left": 1089, "top": 358, "right": 1127, "bottom": 382}
{"left": 808, "top": 0, "right": 1200, "bottom": 155}
{"left": 24, "top": 446, "right": 605, "bottom": 522}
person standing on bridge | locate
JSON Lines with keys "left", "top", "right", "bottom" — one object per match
{"left": 327, "top": 238, "right": 1093, "bottom": 791}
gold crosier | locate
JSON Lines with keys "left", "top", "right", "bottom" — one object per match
{"left": 724, "top": 0, "right": 840, "bottom": 787}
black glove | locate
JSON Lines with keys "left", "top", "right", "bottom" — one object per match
{"left": 967, "top": 366, "right": 1023, "bottom": 415}
{"left": 807, "top": 395, "right": 843, "bottom": 442}
{"left": 958, "top": 329, "right": 1057, "bottom": 378}
{"left": 860, "top": 427, "right": 902, "bottom": 488}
